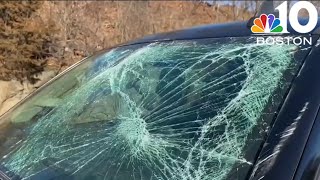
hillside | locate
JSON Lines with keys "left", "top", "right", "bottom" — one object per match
{"left": 0, "top": 1, "right": 254, "bottom": 116}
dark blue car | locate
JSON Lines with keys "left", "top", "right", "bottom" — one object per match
{"left": 1, "top": 13, "right": 320, "bottom": 180}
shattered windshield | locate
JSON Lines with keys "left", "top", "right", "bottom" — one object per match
{"left": 0, "top": 37, "right": 304, "bottom": 180}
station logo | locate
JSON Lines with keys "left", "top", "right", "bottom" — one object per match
{"left": 251, "top": 14, "right": 283, "bottom": 33}
{"left": 251, "top": 1, "right": 318, "bottom": 46}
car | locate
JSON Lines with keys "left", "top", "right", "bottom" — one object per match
{"left": 1, "top": 12, "right": 320, "bottom": 180}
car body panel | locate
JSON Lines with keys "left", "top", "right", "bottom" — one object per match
{"left": 292, "top": 43, "right": 320, "bottom": 180}
{"left": 249, "top": 36, "right": 320, "bottom": 180}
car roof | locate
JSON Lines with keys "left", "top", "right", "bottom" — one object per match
{"left": 127, "top": 18, "right": 320, "bottom": 46}
{"left": 128, "top": 21, "right": 251, "bottom": 44}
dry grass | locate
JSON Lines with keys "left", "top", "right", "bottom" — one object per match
{"left": 1, "top": 1, "right": 255, "bottom": 82}
{"left": 37, "top": 1, "right": 254, "bottom": 68}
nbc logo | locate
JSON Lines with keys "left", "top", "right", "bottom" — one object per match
{"left": 251, "top": 14, "right": 283, "bottom": 33}
{"left": 251, "top": 1, "right": 318, "bottom": 46}
{"left": 250, "top": 1, "right": 318, "bottom": 34}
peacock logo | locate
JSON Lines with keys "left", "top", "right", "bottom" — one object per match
{"left": 251, "top": 14, "right": 283, "bottom": 33}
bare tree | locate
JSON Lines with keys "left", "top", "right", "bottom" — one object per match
{"left": 116, "top": 1, "right": 151, "bottom": 43}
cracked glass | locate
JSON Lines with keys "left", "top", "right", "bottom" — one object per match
{"left": 0, "top": 37, "right": 306, "bottom": 180}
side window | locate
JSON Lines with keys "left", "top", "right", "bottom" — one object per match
{"left": 0, "top": 37, "right": 305, "bottom": 180}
